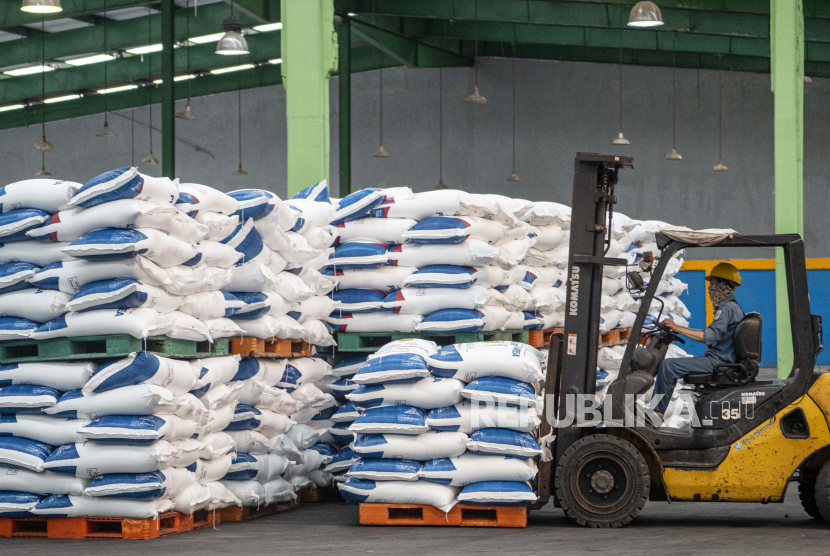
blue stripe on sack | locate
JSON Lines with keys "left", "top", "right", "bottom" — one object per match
{"left": 330, "top": 447, "right": 356, "bottom": 465}
{"left": 70, "top": 229, "right": 148, "bottom": 247}
{"left": 429, "top": 345, "right": 462, "bottom": 363}
{"left": 328, "top": 243, "right": 387, "bottom": 268}
{"left": 332, "top": 289, "right": 384, "bottom": 310}
{"left": 522, "top": 311, "right": 543, "bottom": 330}
{"left": 0, "top": 262, "right": 39, "bottom": 278}
{"left": 292, "top": 181, "right": 330, "bottom": 203}
{"left": 462, "top": 481, "right": 534, "bottom": 495}
{"left": 309, "top": 442, "right": 338, "bottom": 457}
{"left": 426, "top": 405, "right": 462, "bottom": 421}
{"left": 0, "top": 436, "right": 53, "bottom": 459}
{"left": 421, "top": 309, "right": 483, "bottom": 332}
{"left": 71, "top": 278, "right": 136, "bottom": 298}
{"left": 223, "top": 468, "right": 258, "bottom": 481}
{"left": 74, "top": 168, "right": 143, "bottom": 208}
{"left": 353, "top": 406, "right": 425, "bottom": 427}
{"left": 0, "top": 317, "right": 40, "bottom": 334}
{"left": 89, "top": 351, "right": 161, "bottom": 393}
{"left": 349, "top": 458, "right": 421, "bottom": 475}
{"left": 224, "top": 418, "right": 261, "bottom": 431}
{"left": 463, "top": 377, "right": 536, "bottom": 403}
{"left": 354, "top": 354, "right": 428, "bottom": 380}
{"left": 0, "top": 281, "right": 33, "bottom": 295}
{"left": 0, "top": 492, "right": 41, "bottom": 505}
{"left": 285, "top": 206, "right": 305, "bottom": 233}
{"left": 410, "top": 282, "right": 470, "bottom": 290}
{"left": 183, "top": 253, "right": 202, "bottom": 267}
{"left": 82, "top": 415, "right": 164, "bottom": 432}
{"left": 0, "top": 385, "right": 59, "bottom": 399}
{"left": 286, "top": 311, "right": 301, "bottom": 321}
{"left": 28, "top": 262, "right": 62, "bottom": 290}
{"left": 0, "top": 210, "right": 51, "bottom": 242}
{"left": 78, "top": 292, "right": 149, "bottom": 312}
{"left": 468, "top": 429, "right": 541, "bottom": 457}
{"left": 232, "top": 357, "right": 259, "bottom": 381}
{"left": 34, "top": 494, "right": 74, "bottom": 510}
{"left": 43, "top": 443, "right": 79, "bottom": 462}
{"left": 227, "top": 190, "right": 277, "bottom": 221}
{"left": 284, "top": 267, "right": 302, "bottom": 276}
{"left": 330, "top": 189, "right": 384, "bottom": 225}
{"left": 338, "top": 482, "right": 372, "bottom": 504}
{"left": 494, "top": 285, "right": 509, "bottom": 293}
{"left": 278, "top": 364, "right": 301, "bottom": 387}
{"left": 333, "top": 355, "right": 368, "bottom": 378}
{"left": 405, "top": 217, "right": 469, "bottom": 244}
{"left": 220, "top": 222, "right": 264, "bottom": 262}
{"left": 313, "top": 405, "right": 339, "bottom": 421}
{"left": 333, "top": 402, "right": 360, "bottom": 422}
{"left": 32, "top": 315, "right": 68, "bottom": 337}
{"left": 232, "top": 404, "right": 260, "bottom": 420}
{"left": 87, "top": 471, "right": 164, "bottom": 488}
{"left": 99, "top": 489, "right": 166, "bottom": 500}
{"left": 416, "top": 264, "right": 474, "bottom": 276}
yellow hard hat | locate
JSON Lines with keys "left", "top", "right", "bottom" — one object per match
{"left": 706, "top": 262, "right": 741, "bottom": 286}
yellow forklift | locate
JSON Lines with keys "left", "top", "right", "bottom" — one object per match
{"left": 534, "top": 153, "right": 826, "bottom": 527}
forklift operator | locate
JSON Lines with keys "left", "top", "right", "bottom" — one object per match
{"left": 651, "top": 262, "right": 745, "bottom": 417}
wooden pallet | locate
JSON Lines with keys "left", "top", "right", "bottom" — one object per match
{"left": 330, "top": 329, "right": 529, "bottom": 353}
{"left": 0, "top": 335, "right": 229, "bottom": 364}
{"left": 528, "top": 327, "right": 632, "bottom": 349}
{"left": 218, "top": 498, "right": 299, "bottom": 522}
{"left": 359, "top": 503, "right": 527, "bottom": 527}
{"left": 229, "top": 337, "right": 313, "bottom": 358}
{"left": 0, "top": 510, "right": 218, "bottom": 539}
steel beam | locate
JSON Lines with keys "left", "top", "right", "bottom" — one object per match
{"left": 337, "top": 16, "right": 351, "bottom": 198}
{"left": 350, "top": 19, "right": 470, "bottom": 68}
{"left": 771, "top": 0, "right": 804, "bottom": 378}
{"left": 160, "top": 0, "right": 174, "bottom": 178}
{"left": 0, "top": 32, "right": 280, "bottom": 105}
{"left": 1, "top": 0, "right": 149, "bottom": 30}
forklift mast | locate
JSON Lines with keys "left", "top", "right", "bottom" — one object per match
{"left": 552, "top": 153, "right": 633, "bottom": 464}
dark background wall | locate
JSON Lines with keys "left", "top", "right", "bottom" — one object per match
{"left": 0, "top": 58, "right": 827, "bottom": 257}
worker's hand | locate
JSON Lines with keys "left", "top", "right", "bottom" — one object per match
{"left": 662, "top": 318, "right": 676, "bottom": 331}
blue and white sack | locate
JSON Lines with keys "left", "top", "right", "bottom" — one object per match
{"left": 326, "top": 312, "right": 422, "bottom": 334}
{"left": 178, "top": 290, "right": 243, "bottom": 320}
{"left": 461, "top": 377, "right": 540, "bottom": 408}
{"left": 0, "top": 178, "right": 79, "bottom": 213}
{"left": 331, "top": 189, "right": 386, "bottom": 225}
{"left": 0, "top": 317, "right": 40, "bottom": 340}
{"left": 0, "top": 262, "right": 40, "bottom": 295}
{"left": 45, "top": 385, "right": 207, "bottom": 421}
{"left": 329, "top": 378, "right": 358, "bottom": 400}
{"left": 325, "top": 446, "right": 358, "bottom": 473}
{"left": 84, "top": 351, "right": 200, "bottom": 396}
{"left": 347, "top": 377, "right": 464, "bottom": 410}
{"left": 83, "top": 468, "right": 193, "bottom": 499}
{"left": 29, "top": 258, "right": 169, "bottom": 294}
{"left": 219, "top": 218, "right": 269, "bottom": 264}
{"left": 0, "top": 436, "right": 53, "bottom": 471}
{"left": 0, "top": 209, "right": 51, "bottom": 242}
{"left": 0, "top": 289, "right": 68, "bottom": 323}
{"left": 332, "top": 355, "right": 368, "bottom": 378}
{"left": 427, "top": 342, "right": 544, "bottom": 383}
{"left": 345, "top": 459, "right": 421, "bottom": 481}
{"left": 328, "top": 422, "right": 356, "bottom": 444}
{"left": 0, "top": 385, "right": 60, "bottom": 413}
{"left": 321, "top": 266, "right": 416, "bottom": 293}
{"left": 64, "top": 228, "right": 198, "bottom": 268}
{"left": 415, "top": 309, "right": 484, "bottom": 333}
{"left": 225, "top": 404, "right": 261, "bottom": 431}
{"left": 65, "top": 278, "right": 181, "bottom": 313}
{"left": 350, "top": 353, "right": 431, "bottom": 385}
{"left": 401, "top": 216, "right": 505, "bottom": 245}
{"left": 419, "top": 453, "right": 536, "bottom": 487}
{"left": 0, "top": 240, "right": 71, "bottom": 267}
{"left": 333, "top": 217, "right": 416, "bottom": 246}
{"left": 232, "top": 291, "right": 291, "bottom": 319}
{"left": 331, "top": 401, "right": 360, "bottom": 423}
{"left": 327, "top": 243, "right": 388, "bottom": 269}
{"left": 403, "top": 265, "right": 476, "bottom": 289}
{"left": 0, "top": 491, "right": 41, "bottom": 515}
{"left": 332, "top": 289, "right": 385, "bottom": 313}
{"left": 349, "top": 406, "right": 428, "bottom": 435}
{"left": 0, "top": 467, "right": 89, "bottom": 496}
{"left": 352, "top": 431, "right": 468, "bottom": 461}
{"left": 382, "top": 286, "right": 488, "bottom": 315}
{"left": 178, "top": 183, "right": 240, "bottom": 215}
{"left": 275, "top": 357, "right": 332, "bottom": 392}
{"left": 0, "top": 361, "right": 96, "bottom": 391}
{"left": 227, "top": 190, "right": 279, "bottom": 221}
{"left": 425, "top": 402, "right": 541, "bottom": 434}
{"left": 33, "top": 495, "right": 174, "bottom": 518}
{"left": 457, "top": 481, "right": 536, "bottom": 505}
{"left": 69, "top": 167, "right": 178, "bottom": 208}
{"left": 386, "top": 241, "right": 499, "bottom": 268}
{"left": 224, "top": 453, "right": 290, "bottom": 482}
{"left": 0, "top": 414, "right": 87, "bottom": 446}
{"left": 338, "top": 478, "right": 459, "bottom": 512}
{"left": 78, "top": 415, "right": 198, "bottom": 445}
{"left": 43, "top": 441, "right": 178, "bottom": 477}
{"left": 467, "top": 428, "right": 542, "bottom": 459}
{"left": 189, "top": 356, "right": 240, "bottom": 398}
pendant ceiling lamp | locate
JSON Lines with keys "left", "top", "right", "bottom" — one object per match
{"left": 216, "top": 2, "right": 248, "bottom": 55}
{"left": 465, "top": 0, "right": 486, "bottom": 104}
{"left": 232, "top": 77, "right": 247, "bottom": 176}
{"left": 21, "top": 0, "right": 61, "bottom": 13}
{"left": 96, "top": 0, "right": 115, "bottom": 137}
{"left": 142, "top": 3, "right": 158, "bottom": 165}
{"left": 507, "top": 46, "right": 520, "bottom": 181}
{"left": 628, "top": 1, "right": 664, "bottom": 27}
{"left": 176, "top": 0, "right": 196, "bottom": 121}
{"left": 713, "top": 55, "right": 728, "bottom": 172}
{"left": 612, "top": 11, "right": 629, "bottom": 145}
{"left": 372, "top": 61, "right": 388, "bottom": 158}
{"left": 36, "top": 152, "right": 51, "bottom": 176}
{"left": 435, "top": 68, "right": 448, "bottom": 189}
{"left": 34, "top": 16, "right": 53, "bottom": 153}
{"left": 666, "top": 34, "right": 681, "bottom": 160}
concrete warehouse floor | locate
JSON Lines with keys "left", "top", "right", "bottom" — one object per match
{"left": 2, "top": 483, "right": 827, "bottom": 556}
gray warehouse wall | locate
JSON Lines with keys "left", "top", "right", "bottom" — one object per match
{"left": 0, "top": 58, "right": 827, "bottom": 257}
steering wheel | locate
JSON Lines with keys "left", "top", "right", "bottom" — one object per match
{"left": 655, "top": 321, "right": 685, "bottom": 344}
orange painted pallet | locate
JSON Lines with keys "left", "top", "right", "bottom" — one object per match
{"left": 0, "top": 510, "right": 217, "bottom": 539}
{"left": 218, "top": 499, "right": 299, "bottom": 522}
{"left": 230, "top": 337, "right": 313, "bottom": 358}
{"left": 530, "top": 327, "right": 632, "bottom": 348}
{"left": 527, "top": 328, "right": 564, "bottom": 348}
{"left": 359, "top": 504, "right": 527, "bottom": 528}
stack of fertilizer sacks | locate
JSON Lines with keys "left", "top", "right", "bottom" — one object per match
{"left": 324, "top": 188, "right": 546, "bottom": 335}
{"left": 0, "top": 172, "right": 339, "bottom": 519}
{"left": 334, "top": 339, "right": 543, "bottom": 511}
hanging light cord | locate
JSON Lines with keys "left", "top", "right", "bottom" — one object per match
{"left": 40, "top": 15, "right": 45, "bottom": 140}
{"left": 511, "top": 44, "right": 517, "bottom": 174}
{"left": 671, "top": 33, "right": 676, "bottom": 151}
{"left": 717, "top": 54, "right": 723, "bottom": 163}
{"left": 438, "top": 68, "right": 443, "bottom": 182}
{"left": 186, "top": 0, "right": 192, "bottom": 102}
{"left": 103, "top": 0, "right": 108, "bottom": 118}
{"left": 237, "top": 70, "right": 243, "bottom": 168}
{"left": 473, "top": 0, "right": 480, "bottom": 87}
{"left": 148, "top": 1, "right": 153, "bottom": 154}
{"left": 379, "top": 66, "right": 384, "bottom": 146}
{"left": 618, "top": 9, "right": 623, "bottom": 134}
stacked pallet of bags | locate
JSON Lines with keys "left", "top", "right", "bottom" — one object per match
{"left": 0, "top": 355, "right": 241, "bottom": 518}
{"left": 215, "top": 182, "right": 337, "bottom": 347}
{"left": 336, "top": 339, "right": 544, "bottom": 511}
{"left": 325, "top": 189, "right": 544, "bottom": 334}
{"left": 219, "top": 355, "right": 337, "bottom": 505}
{"left": 0, "top": 169, "right": 235, "bottom": 344}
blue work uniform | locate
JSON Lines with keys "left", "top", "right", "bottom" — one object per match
{"left": 653, "top": 295, "right": 744, "bottom": 414}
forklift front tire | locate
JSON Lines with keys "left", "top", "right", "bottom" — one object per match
{"left": 554, "top": 434, "right": 650, "bottom": 528}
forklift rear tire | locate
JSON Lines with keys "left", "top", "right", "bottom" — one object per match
{"left": 554, "top": 434, "right": 649, "bottom": 528}
{"left": 799, "top": 468, "right": 821, "bottom": 520}
{"left": 813, "top": 460, "right": 830, "bottom": 522}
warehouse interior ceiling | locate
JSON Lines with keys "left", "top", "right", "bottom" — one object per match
{"left": 0, "top": 0, "right": 828, "bottom": 131}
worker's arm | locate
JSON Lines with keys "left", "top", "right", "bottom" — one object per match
{"left": 663, "top": 319, "right": 706, "bottom": 343}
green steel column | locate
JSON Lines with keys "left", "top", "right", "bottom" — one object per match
{"left": 160, "top": 0, "right": 175, "bottom": 178}
{"left": 770, "top": 0, "right": 804, "bottom": 378}
{"left": 338, "top": 16, "right": 351, "bottom": 198}
{"left": 281, "top": 0, "right": 336, "bottom": 197}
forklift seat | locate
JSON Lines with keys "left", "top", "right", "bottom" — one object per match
{"left": 686, "top": 312, "right": 762, "bottom": 388}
